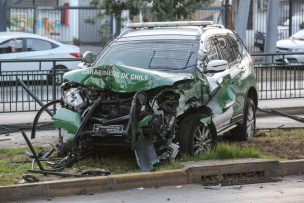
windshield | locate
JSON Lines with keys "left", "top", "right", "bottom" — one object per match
{"left": 291, "top": 30, "right": 304, "bottom": 40}
{"left": 96, "top": 39, "right": 199, "bottom": 71}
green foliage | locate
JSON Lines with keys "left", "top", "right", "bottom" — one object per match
{"left": 89, "top": 0, "right": 214, "bottom": 44}
{"left": 90, "top": 0, "right": 214, "bottom": 21}
{"left": 151, "top": 0, "right": 214, "bottom": 21}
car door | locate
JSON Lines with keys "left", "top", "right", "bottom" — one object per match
{"left": 226, "top": 33, "right": 251, "bottom": 122}
{"left": 204, "top": 35, "right": 241, "bottom": 131}
{"left": 0, "top": 38, "right": 24, "bottom": 71}
{"left": 216, "top": 35, "right": 247, "bottom": 123}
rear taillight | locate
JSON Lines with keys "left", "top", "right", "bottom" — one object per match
{"left": 70, "top": 52, "right": 81, "bottom": 58}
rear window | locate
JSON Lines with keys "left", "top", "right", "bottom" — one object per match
{"left": 0, "top": 39, "right": 23, "bottom": 54}
{"left": 25, "top": 38, "right": 57, "bottom": 51}
{"left": 96, "top": 39, "right": 199, "bottom": 71}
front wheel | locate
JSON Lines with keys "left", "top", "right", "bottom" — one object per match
{"left": 178, "top": 114, "right": 217, "bottom": 155}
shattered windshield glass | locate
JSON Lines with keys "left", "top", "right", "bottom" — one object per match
{"left": 96, "top": 39, "right": 199, "bottom": 71}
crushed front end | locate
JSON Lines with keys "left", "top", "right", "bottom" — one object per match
{"left": 52, "top": 64, "right": 200, "bottom": 171}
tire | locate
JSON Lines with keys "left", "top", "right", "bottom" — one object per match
{"left": 232, "top": 98, "right": 256, "bottom": 140}
{"left": 178, "top": 114, "right": 217, "bottom": 155}
{"left": 47, "top": 65, "right": 67, "bottom": 85}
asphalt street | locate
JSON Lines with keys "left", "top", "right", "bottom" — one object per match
{"left": 29, "top": 175, "right": 304, "bottom": 203}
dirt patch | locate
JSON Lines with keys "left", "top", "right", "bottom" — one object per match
{"left": 230, "top": 129, "right": 304, "bottom": 159}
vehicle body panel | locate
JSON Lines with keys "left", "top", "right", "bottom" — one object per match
{"left": 51, "top": 23, "right": 257, "bottom": 171}
{"left": 63, "top": 64, "right": 194, "bottom": 93}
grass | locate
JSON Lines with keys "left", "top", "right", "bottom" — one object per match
{"left": 179, "top": 142, "right": 267, "bottom": 162}
{"left": 0, "top": 147, "right": 46, "bottom": 186}
{"left": 0, "top": 141, "right": 275, "bottom": 186}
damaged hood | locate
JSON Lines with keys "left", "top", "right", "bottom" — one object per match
{"left": 63, "top": 64, "right": 194, "bottom": 92}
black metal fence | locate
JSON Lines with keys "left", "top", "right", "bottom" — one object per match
{"left": 252, "top": 52, "right": 304, "bottom": 100}
{"left": 0, "top": 58, "right": 80, "bottom": 113}
{"left": 2, "top": 53, "right": 304, "bottom": 113}
{"left": 240, "top": 0, "right": 304, "bottom": 53}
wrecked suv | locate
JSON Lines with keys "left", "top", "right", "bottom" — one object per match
{"left": 52, "top": 21, "right": 258, "bottom": 171}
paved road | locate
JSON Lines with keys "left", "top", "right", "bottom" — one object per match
{"left": 30, "top": 176, "right": 304, "bottom": 203}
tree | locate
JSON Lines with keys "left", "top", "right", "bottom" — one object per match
{"left": 151, "top": 0, "right": 214, "bottom": 21}
{"left": 90, "top": 0, "right": 214, "bottom": 35}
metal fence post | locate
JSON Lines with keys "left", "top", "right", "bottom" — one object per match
{"left": 0, "top": 0, "right": 6, "bottom": 32}
{"left": 235, "top": 0, "right": 251, "bottom": 42}
{"left": 224, "top": 0, "right": 229, "bottom": 28}
{"left": 288, "top": 0, "right": 293, "bottom": 36}
{"left": 33, "top": 7, "right": 37, "bottom": 34}
{"left": 52, "top": 61, "right": 56, "bottom": 113}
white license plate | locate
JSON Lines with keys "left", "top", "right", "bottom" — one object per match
{"left": 93, "top": 124, "right": 124, "bottom": 134}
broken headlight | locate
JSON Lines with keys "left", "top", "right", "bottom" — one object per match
{"left": 62, "top": 88, "right": 86, "bottom": 110}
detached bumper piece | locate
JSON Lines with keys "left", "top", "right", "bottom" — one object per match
{"left": 21, "top": 131, "right": 111, "bottom": 178}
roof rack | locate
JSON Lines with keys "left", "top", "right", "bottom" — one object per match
{"left": 127, "top": 21, "right": 214, "bottom": 29}
{"left": 203, "top": 24, "right": 225, "bottom": 29}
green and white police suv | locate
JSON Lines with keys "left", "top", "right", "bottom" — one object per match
{"left": 52, "top": 21, "right": 258, "bottom": 171}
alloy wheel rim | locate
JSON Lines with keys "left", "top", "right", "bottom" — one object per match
{"left": 246, "top": 104, "right": 255, "bottom": 139}
{"left": 193, "top": 125, "right": 212, "bottom": 155}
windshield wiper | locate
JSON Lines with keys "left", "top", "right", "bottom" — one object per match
{"left": 183, "top": 52, "right": 194, "bottom": 69}
{"left": 148, "top": 50, "right": 156, "bottom": 68}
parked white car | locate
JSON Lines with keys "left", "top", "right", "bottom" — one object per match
{"left": 255, "top": 12, "right": 304, "bottom": 52}
{"left": 276, "top": 30, "right": 304, "bottom": 63}
{"left": 0, "top": 32, "right": 81, "bottom": 72}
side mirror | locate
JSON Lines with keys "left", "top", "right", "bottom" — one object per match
{"left": 206, "top": 60, "right": 228, "bottom": 73}
{"left": 83, "top": 51, "right": 94, "bottom": 64}
{"left": 197, "top": 49, "right": 207, "bottom": 61}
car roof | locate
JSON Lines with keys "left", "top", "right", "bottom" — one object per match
{"left": 0, "top": 32, "right": 61, "bottom": 45}
{"left": 121, "top": 27, "right": 201, "bottom": 38}
{"left": 119, "top": 24, "right": 232, "bottom": 41}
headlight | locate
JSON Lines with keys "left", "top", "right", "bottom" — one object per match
{"left": 62, "top": 88, "right": 86, "bottom": 110}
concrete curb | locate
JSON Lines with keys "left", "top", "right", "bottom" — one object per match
{"left": 1, "top": 158, "right": 304, "bottom": 202}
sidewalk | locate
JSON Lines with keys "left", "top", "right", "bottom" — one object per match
{"left": 258, "top": 98, "right": 304, "bottom": 115}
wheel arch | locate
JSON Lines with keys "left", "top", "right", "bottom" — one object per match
{"left": 177, "top": 105, "right": 213, "bottom": 124}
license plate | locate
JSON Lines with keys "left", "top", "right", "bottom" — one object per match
{"left": 93, "top": 124, "right": 124, "bottom": 134}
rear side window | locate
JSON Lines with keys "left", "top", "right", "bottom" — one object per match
{"left": 215, "top": 36, "right": 236, "bottom": 64}
{"left": 205, "top": 37, "right": 220, "bottom": 63}
{"left": 227, "top": 34, "right": 242, "bottom": 60}
{"left": 25, "top": 38, "right": 57, "bottom": 51}
{"left": 0, "top": 39, "right": 23, "bottom": 54}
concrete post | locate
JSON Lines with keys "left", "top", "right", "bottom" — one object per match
{"left": 235, "top": 0, "right": 251, "bottom": 42}
{"left": 264, "top": 0, "right": 279, "bottom": 57}
{"left": 0, "top": 0, "right": 6, "bottom": 32}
